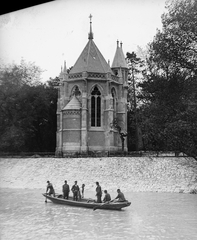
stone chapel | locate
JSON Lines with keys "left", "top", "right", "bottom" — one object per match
{"left": 55, "top": 15, "right": 128, "bottom": 156}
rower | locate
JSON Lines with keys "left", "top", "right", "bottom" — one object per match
{"left": 46, "top": 180, "right": 55, "bottom": 197}
{"left": 113, "top": 189, "right": 126, "bottom": 202}
{"left": 103, "top": 190, "right": 111, "bottom": 203}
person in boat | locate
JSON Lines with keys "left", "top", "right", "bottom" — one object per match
{"left": 113, "top": 189, "right": 126, "bottom": 202}
{"left": 78, "top": 188, "right": 82, "bottom": 200}
{"left": 71, "top": 181, "right": 80, "bottom": 201}
{"left": 46, "top": 181, "right": 55, "bottom": 197}
{"left": 81, "top": 183, "right": 85, "bottom": 198}
{"left": 95, "top": 181, "right": 102, "bottom": 203}
{"left": 62, "top": 180, "right": 70, "bottom": 199}
{"left": 103, "top": 190, "right": 111, "bottom": 203}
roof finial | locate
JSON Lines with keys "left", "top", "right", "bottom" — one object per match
{"left": 117, "top": 40, "right": 119, "bottom": 47}
{"left": 88, "top": 14, "right": 94, "bottom": 40}
{"left": 63, "top": 60, "right": 67, "bottom": 73}
{"left": 120, "top": 41, "right": 122, "bottom": 48}
{"left": 89, "top": 14, "right": 92, "bottom": 22}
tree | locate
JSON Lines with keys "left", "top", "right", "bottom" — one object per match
{"left": 138, "top": 0, "right": 197, "bottom": 158}
{"left": 0, "top": 59, "right": 42, "bottom": 87}
{"left": 0, "top": 60, "right": 57, "bottom": 152}
{"left": 149, "top": 0, "right": 197, "bottom": 74}
{"left": 47, "top": 76, "right": 60, "bottom": 87}
{"left": 126, "top": 52, "right": 145, "bottom": 151}
{"left": 110, "top": 118, "right": 127, "bottom": 153}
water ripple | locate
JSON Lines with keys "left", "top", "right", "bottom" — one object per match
{"left": 0, "top": 189, "right": 197, "bottom": 240}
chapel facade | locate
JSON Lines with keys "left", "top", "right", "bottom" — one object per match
{"left": 55, "top": 16, "right": 128, "bottom": 156}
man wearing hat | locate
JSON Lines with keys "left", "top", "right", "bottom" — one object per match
{"left": 46, "top": 180, "right": 55, "bottom": 197}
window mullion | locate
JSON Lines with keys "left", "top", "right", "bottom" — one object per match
{"left": 95, "top": 95, "right": 97, "bottom": 126}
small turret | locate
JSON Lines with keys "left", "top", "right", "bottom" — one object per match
{"left": 59, "top": 65, "right": 63, "bottom": 82}
{"left": 111, "top": 40, "right": 128, "bottom": 69}
{"left": 63, "top": 60, "right": 67, "bottom": 73}
{"left": 62, "top": 60, "right": 68, "bottom": 82}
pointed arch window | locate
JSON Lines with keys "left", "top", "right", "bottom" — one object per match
{"left": 91, "top": 86, "right": 101, "bottom": 127}
{"left": 111, "top": 88, "right": 116, "bottom": 118}
{"left": 111, "top": 88, "right": 115, "bottom": 110}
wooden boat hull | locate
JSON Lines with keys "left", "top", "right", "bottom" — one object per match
{"left": 43, "top": 194, "right": 131, "bottom": 210}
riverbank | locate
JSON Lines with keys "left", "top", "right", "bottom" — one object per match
{"left": 0, "top": 157, "right": 197, "bottom": 193}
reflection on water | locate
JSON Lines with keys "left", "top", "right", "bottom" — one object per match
{"left": 0, "top": 189, "right": 197, "bottom": 240}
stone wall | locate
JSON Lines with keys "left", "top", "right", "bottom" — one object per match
{"left": 0, "top": 157, "right": 197, "bottom": 193}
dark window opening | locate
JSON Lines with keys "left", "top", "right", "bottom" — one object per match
{"left": 111, "top": 88, "right": 116, "bottom": 118}
{"left": 91, "top": 86, "right": 101, "bottom": 127}
{"left": 91, "top": 96, "right": 95, "bottom": 127}
{"left": 97, "top": 96, "right": 101, "bottom": 126}
{"left": 114, "top": 70, "right": 118, "bottom": 76}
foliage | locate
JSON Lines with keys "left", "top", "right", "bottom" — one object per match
{"left": 47, "top": 76, "right": 60, "bottom": 87}
{"left": 0, "top": 61, "right": 57, "bottom": 152}
{"left": 163, "top": 0, "right": 197, "bottom": 73}
{"left": 0, "top": 59, "right": 43, "bottom": 87}
{"left": 149, "top": 0, "right": 197, "bottom": 74}
{"left": 126, "top": 52, "right": 145, "bottom": 150}
{"left": 126, "top": 51, "right": 145, "bottom": 110}
{"left": 136, "top": 0, "right": 197, "bottom": 158}
{"left": 111, "top": 118, "right": 127, "bottom": 152}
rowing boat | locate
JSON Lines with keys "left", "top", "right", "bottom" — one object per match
{"left": 43, "top": 193, "right": 131, "bottom": 210}
{"left": 42, "top": 193, "right": 131, "bottom": 210}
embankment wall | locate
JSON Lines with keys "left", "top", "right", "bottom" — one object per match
{"left": 0, "top": 157, "right": 197, "bottom": 193}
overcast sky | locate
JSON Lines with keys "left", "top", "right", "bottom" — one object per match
{"left": 0, "top": 0, "right": 167, "bottom": 81}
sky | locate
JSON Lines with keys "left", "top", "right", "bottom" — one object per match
{"left": 0, "top": 0, "right": 167, "bottom": 81}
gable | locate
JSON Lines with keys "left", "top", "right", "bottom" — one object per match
{"left": 70, "top": 40, "right": 113, "bottom": 74}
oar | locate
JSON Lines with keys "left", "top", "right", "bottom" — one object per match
{"left": 93, "top": 200, "right": 113, "bottom": 211}
{"left": 45, "top": 193, "right": 47, "bottom": 203}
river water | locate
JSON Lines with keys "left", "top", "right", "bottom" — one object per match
{"left": 0, "top": 189, "right": 197, "bottom": 240}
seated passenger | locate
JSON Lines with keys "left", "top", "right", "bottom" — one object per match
{"left": 103, "top": 190, "right": 111, "bottom": 203}
{"left": 113, "top": 189, "right": 126, "bottom": 202}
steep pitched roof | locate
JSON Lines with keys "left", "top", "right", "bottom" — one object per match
{"left": 70, "top": 39, "right": 112, "bottom": 74}
{"left": 111, "top": 41, "right": 128, "bottom": 69}
{"left": 63, "top": 95, "right": 81, "bottom": 110}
